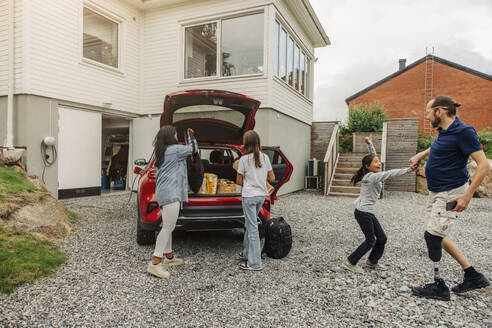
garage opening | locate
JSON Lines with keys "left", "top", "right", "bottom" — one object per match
{"left": 101, "top": 115, "right": 130, "bottom": 194}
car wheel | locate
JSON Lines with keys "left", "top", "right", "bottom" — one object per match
{"left": 136, "top": 199, "right": 156, "bottom": 245}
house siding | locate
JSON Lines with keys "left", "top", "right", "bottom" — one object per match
{"left": 25, "top": 0, "right": 142, "bottom": 114}
{"left": 0, "top": 0, "right": 24, "bottom": 95}
{"left": 348, "top": 60, "right": 492, "bottom": 133}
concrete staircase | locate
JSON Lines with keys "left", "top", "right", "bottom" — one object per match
{"left": 328, "top": 152, "right": 363, "bottom": 197}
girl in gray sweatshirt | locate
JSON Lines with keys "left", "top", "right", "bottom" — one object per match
{"left": 343, "top": 137, "right": 414, "bottom": 274}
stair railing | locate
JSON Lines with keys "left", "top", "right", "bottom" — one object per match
{"left": 323, "top": 123, "right": 339, "bottom": 195}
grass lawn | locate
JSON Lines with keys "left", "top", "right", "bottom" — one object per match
{"left": 0, "top": 226, "right": 66, "bottom": 293}
{"left": 0, "top": 165, "right": 38, "bottom": 194}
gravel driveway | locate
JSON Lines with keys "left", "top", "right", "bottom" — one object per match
{"left": 1, "top": 191, "right": 491, "bottom": 327}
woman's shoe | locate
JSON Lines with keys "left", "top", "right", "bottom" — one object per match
{"left": 342, "top": 260, "right": 364, "bottom": 274}
{"left": 162, "top": 257, "right": 184, "bottom": 267}
{"left": 239, "top": 263, "right": 263, "bottom": 271}
{"left": 147, "top": 262, "right": 171, "bottom": 278}
{"left": 238, "top": 252, "right": 247, "bottom": 261}
{"left": 365, "top": 261, "right": 388, "bottom": 271}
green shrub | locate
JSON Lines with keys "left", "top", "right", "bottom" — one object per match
{"left": 338, "top": 102, "right": 387, "bottom": 152}
{"left": 418, "top": 133, "right": 436, "bottom": 153}
{"left": 477, "top": 127, "right": 492, "bottom": 159}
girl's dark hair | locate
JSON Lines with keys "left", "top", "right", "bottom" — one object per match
{"left": 243, "top": 130, "right": 262, "bottom": 168}
{"left": 350, "top": 154, "right": 376, "bottom": 185}
{"left": 432, "top": 95, "right": 461, "bottom": 116}
{"left": 153, "top": 125, "right": 178, "bottom": 167}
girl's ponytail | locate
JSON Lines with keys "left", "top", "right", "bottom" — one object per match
{"left": 350, "top": 154, "right": 376, "bottom": 186}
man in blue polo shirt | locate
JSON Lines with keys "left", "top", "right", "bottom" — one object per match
{"left": 409, "top": 95, "right": 490, "bottom": 301}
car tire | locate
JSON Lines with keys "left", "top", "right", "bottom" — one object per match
{"left": 136, "top": 198, "right": 156, "bottom": 245}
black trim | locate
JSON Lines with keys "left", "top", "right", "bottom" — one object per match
{"left": 58, "top": 187, "right": 101, "bottom": 199}
{"left": 345, "top": 55, "right": 492, "bottom": 104}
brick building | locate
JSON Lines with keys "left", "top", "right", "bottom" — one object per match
{"left": 345, "top": 55, "right": 492, "bottom": 133}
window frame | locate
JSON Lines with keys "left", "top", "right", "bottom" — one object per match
{"left": 81, "top": 2, "right": 123, "bottom": 74}
{"left": 181, "top": 10, "right": 267, "bottom": 83}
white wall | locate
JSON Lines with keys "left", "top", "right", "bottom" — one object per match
{"left": 24, "top": 0, "right": 142, "bottom": 113}
{"left": 130, "top": 115, "right": 160, "bottom": 190}
{"left": 58, "top": 106, "right": 101, "bottom": 189}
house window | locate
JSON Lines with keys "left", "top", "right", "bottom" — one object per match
{"left": 83, "top": 7, "right": 119, "bottom": 68}
{"left": 273, "top": 21, "right": 279, "bottom": 76}
{"left": 222, "top": 13, "right": 264, "bottom": 76}
{"left": 274, "top": 20, "right": 311, "bottom": 98}
{"left": 300, "top": 52, "right": 305, "bottom": 94}
{"left": 184, "top": 12, "right": 264, "bottom": 79}
{"left": 287, "top": 37, "right": 293, "bottom": 86}
{"left": 184, "top": 23, "right": 218, "bottom": 78}
{"left": 279, "top": 28, "right": 287, "bottom": 81}
{"left": 294, "top": 45, "right": 300, "bottom": 90}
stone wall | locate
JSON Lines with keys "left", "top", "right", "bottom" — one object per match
{"left": 384, "top": 118, "right": 418, "bottom": 192}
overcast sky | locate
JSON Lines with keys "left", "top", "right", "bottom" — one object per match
{"left": 310, "top": 0, "right": 492, "bottom": 122}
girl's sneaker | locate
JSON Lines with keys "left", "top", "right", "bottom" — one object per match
{"left": 239, "top": 263, "right": 263, "bottom": 271}
{"left": 147, "top": 262, "right": 171, "bottom": 279}
{"left": 365, "top": 261, "right": 387, "bottom": 271}
{"left": 162, "top": 257, "right": 184, "bottom": 267}
{"left": 342, "top": 260, "right": 364, "bottom": 274}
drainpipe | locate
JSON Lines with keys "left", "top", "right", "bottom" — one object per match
{"left": 5, "top": 0, "right": 14, "bottom": 149}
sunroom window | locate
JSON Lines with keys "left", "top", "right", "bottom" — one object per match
{"left": 274, "top": 20, "right": 311, "bottom": 99}
{"left": 83, "top": 7, "right": 119, "bottom": 68}
{"left": 184, "top": 13, "right": 264, "bottom": 79}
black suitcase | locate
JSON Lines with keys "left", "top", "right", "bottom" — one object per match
{"left": 263, "top": 217, "right": 292, "bottom": 259}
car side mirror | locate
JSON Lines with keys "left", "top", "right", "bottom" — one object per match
{"left": 134, "top": 158, "right": 148, "bottom": 166}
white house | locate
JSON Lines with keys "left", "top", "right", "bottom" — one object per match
{"left": 0, "top": 0, "right": 329, "bottom": 198}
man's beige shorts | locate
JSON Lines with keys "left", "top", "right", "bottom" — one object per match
{"left": 426, "top": 184, "right": 468, "bottom": 238}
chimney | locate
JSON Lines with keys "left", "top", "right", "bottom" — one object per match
{"left": 399, "top": 58, "right": 406, "bottom": 71}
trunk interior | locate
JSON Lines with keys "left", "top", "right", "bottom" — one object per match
{"left": 191, "top": 145, "right": 241, "bottom": 197}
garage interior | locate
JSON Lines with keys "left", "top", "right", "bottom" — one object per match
{"left": 101, "top": 115, "right": 130, "bottom": 193}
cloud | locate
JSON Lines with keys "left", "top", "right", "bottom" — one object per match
{"left": 310, "top": 0, "right": 492, "bottom": 121}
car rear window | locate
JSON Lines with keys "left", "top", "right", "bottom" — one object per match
{"left": 172, "top": 105, "right": 246, "bottom": 128}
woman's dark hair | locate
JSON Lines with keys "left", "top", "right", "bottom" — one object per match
{"left": 153, "top": 125, "right": 178, "bottom": 167}
{"left": 243, "top": 130, "right": 262, "bottom": 168}
{"left": 432, "top": 95, "right": 461, "bottom": 116}
{"left": 350, "top": 154, "right": 376, "bottom": 185}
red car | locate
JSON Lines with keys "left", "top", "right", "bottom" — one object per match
{"left": 133, "top": 90, "right": 293, "bottom": 245}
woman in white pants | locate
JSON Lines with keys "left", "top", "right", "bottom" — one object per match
{"left": 147, "top": 126, "right": 197, "bottom": 279}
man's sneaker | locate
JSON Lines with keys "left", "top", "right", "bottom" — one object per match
{"left": 147, "top": 262, "right": 170, "bottom": 279}
{"left": 365, "top": 261, "right": 387, "bottom": 271}
{"left": 162, "top": 257, "right": 184, "bottom": 267}
{"left": 411, "top": 279, "right": 450, "bottom": 301}
{"left": 342, "top": 260, "right": 364, "bottom": 274}
{"left": 239, "top": 263, "right": 263, "bottom": 271}
{"left": 452, "top": 272, "right": 490, "bottom": 295}
{"left": 238, "top": 252, "right": 247, "bottom": 261}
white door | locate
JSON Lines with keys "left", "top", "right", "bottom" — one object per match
{"left": 58, "top": 107, "right": 101, "bottom": 190}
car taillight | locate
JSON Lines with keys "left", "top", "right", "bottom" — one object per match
{"left": 148, "top": 169, "right": 156, "bottom": 179}
{"left": 262, "top": 200, "right": 270, "bottom": 212}
{"left": 147, "top": 202, "right": 159, "bottom": 214}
